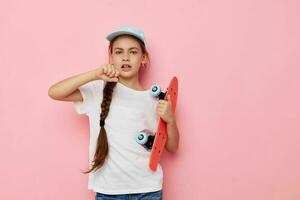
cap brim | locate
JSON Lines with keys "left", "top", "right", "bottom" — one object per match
{"left": 106, "top": 31, "right": 145, "bottom": 44}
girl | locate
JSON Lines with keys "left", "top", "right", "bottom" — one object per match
{"left": 48, "top": 25, "right": 180, "bottom": 200}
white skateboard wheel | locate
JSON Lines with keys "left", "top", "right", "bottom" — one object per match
{"left": 136, "top": 131, "right": 148, "bottom": 145}
{"left": 150, "top": 84, "right": 161, "bottom": 97}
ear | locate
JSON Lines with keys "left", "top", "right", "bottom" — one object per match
{"left": 142, "top": 54, "right": 148, "bottom": 65}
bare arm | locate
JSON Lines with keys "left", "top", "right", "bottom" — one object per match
{"left": 48, "top": 64, "right": 120, "bottom": 102}
{"left": 156, "top": 95, "right": 180, "bottom": 154}
{"left": 165, "top": 118, "right": 180, "bottom": 153}
{"left": 48, "top": 69, "right": 98, "bottom": 101}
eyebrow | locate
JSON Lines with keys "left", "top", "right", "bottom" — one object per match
{"left": 114, "top": 47, "right": 139, "bottom": 50}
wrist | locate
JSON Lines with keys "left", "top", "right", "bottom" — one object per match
{"left": 167, "top": 116, "right": 176, "bottom": 125}
{"left": 88, "top": 69, "right": 99, "bottom": 81}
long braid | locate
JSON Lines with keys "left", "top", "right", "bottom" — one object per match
{"left": 82, "top": 82, "right": 117, "bottom": 174}
{"left": 82, "top": 34, "right": 149, "bottom": 174}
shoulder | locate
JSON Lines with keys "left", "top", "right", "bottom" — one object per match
{"left": 92, "top": 79, "right": 105, "bottom": 87}
{"left": 81, "top": 79, "right": 105, "bottom": 91}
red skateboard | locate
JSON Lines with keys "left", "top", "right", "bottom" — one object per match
{"left": 136, "top": 77, "right": 178, "bottom": 171}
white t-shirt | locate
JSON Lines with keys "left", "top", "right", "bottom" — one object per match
{"left": 73, "top": 79, "right": 163, "bottom": 195}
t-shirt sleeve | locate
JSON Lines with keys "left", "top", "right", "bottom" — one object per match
{"left": 73, "top": 80, "right": 104, "bottom": 115}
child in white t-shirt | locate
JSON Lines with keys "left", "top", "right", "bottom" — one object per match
{"left": 48, "top": 25, "right": 180, "bottom": 199}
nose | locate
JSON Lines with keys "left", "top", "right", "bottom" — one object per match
{"left": 122, "top": 53, "right": 129, "bottom": 61}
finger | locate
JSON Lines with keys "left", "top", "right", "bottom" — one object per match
{"left": 109, "top": 77, "right": 118, "bottom": 82}
{"left": 109, "top": 65, "right": 115, "bottom": 74}
{"left": 157, "top": 111, "right": 165, "bottom": 118}
{"left": 112, "top": 68, "right": 118, "bottom": 76}
{"left": 158, "top": 103, "right": 168, "bottom": 109}
{"left": 113, "top": 68, "right": 120, "bottom": 77}
{"left": 158, "top": 100, "right": 166, "bottom": 104}
{"left": 110, "top": 66, "right": 116, "bottom": 76}
{"left": 156, "top": 110, "right": 162, "bottom": 116}
{"left": 167, "top": 95, "right": 170, "bottom": 101}
{"left": 158, "top": 102, "right": 167, "bottom": 107}
{"left": 106, "top": 66, "right": 112, "bottom": 75}
{"left": 156, "top": 107, "right": 165, "bottom": 113}
{"left": 156, "top": 106, "right": 161, "bottom": 112}
{"left": 103, "top": 65, "right": 108, "bottom": 74}
{"left": 109, "top": 69, "right": 115, "bottom": 77}
{"left": 115, "top": 70, "right": 119, "bottom": 77}
{"left": 167, "top": 95, "right": 172, "bottom": 104}
{"left": 156, "top": 104, "right": 164, "bottom": 109}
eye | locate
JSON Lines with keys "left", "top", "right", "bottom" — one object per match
{"left": 130, "top": 51, "right": 137, "bottom": 54}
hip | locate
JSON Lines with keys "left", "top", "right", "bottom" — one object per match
{"left": 95, "top": 189, "right": 163, "bottom": 200}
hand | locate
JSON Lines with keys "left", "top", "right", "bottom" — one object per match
{"left": 94, "top": 64, "right": 119, "bottom": 82}
{"left": 156, "top": 95, "right": 175, "bottom": 124}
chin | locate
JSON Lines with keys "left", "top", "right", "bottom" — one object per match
{"left": 120, "top": 70, "right": 139, "bottom": 78}
{"left": 118, "top": 72, "right": 133, "bottom": 79}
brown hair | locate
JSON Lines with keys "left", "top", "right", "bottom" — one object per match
{"left": 82, "top": 34, "right": 150, "bottom": 174}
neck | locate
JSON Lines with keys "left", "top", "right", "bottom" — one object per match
{"left": 118, "top": 76, "right": 144, "bottom": 91}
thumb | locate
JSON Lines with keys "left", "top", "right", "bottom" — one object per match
{"left": 167, "top": 95, "right": 172, "bottom": 103}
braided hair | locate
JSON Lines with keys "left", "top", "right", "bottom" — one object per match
{"left": 82, "top": 34, "right": 150, "bottom": 174}
{"left": 83, "top": 82, "right": 117, "bottom": 174}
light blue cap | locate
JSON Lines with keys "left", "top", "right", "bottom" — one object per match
{"left": 106, "top": 25, "right": 146, "bottom": 44}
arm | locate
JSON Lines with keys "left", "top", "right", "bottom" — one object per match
{"left": 165, "top": 117, "right": 180, "bottom": 153}
{"left": 48, "top": 64, "right": 119, "bottom": 101}
{"left": 48, "top": 69, "right": 98, "bottom": 101}
{"left": 156, "top": 95, "right": 180, "bottom": 154}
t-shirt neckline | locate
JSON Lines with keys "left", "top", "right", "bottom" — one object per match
{"left": 117, "top": 82, "right": 150, "bottom": 94}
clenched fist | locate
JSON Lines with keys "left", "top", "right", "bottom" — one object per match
{"left": 156, "top": 95, "right": 175, "bottom": 124}
{"left": 94, "top": 64, "right": 120, "bottom": 82}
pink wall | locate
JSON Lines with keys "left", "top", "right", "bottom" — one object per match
{"left": 1, "top": 0, "right": 300, "bottom": 199}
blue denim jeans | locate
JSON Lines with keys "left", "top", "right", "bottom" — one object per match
{"left": 95, "top": 190, "right": 163, "bottom": 200}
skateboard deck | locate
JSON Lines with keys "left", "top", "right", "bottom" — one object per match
{"left": 149, "top": 77, "right": 178, "bottom": 171}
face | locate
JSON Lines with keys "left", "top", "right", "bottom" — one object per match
{"left": 109, "top": 35, "right": 147, "bottom": 79}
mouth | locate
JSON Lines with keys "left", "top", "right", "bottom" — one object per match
{"left": 121, "top": 64, "right": 132, "bottom": 68}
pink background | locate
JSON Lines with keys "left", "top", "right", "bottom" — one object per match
{"left": 1, "top": 0, "right": 300, "bottom": 199}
